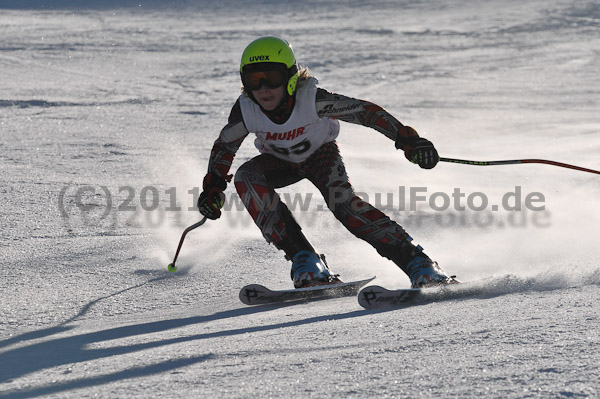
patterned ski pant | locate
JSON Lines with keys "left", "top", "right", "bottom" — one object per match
{"left": 234, "top": 141, "right": 413, "bottom": 261}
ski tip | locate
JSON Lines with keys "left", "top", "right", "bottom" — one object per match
{"left": 238, "top": 284, "right": 271, "bottom": 305}
{"left": 357, "top": 285, "right": 421, "bottom": 310}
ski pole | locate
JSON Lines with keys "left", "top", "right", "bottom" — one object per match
{"left": 167, "top": 217, "right": 208, "bottom": 272}
{"left": 440, "top": 157, "right": 600, "bottom": 175}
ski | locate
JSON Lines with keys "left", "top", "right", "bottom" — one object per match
{"left": 358, "top": 285, "right": 423, "bottom": 309}
{"left": 239, "top": 276, "right": 376, "bottom": 306}
{"left": 358, "top": 279, "right": 492, "bottom": 309}
{"left": 358, "top": 282, "right": 466, "bottom": 309}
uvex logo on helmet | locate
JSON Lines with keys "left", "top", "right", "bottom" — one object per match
{"left": 249, "top": 55, "right": 270, "bottom": 62}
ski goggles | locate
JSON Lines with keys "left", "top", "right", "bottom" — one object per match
{"left": 242, "top": 67, "right": 287, "bottom": 91}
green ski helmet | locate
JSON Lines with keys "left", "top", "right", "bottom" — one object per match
{"left": 240, "top": 36, "right": 299, "bottom": 96}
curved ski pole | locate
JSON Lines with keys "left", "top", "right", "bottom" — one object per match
{"left": 440, "top": 157, "right": 600, "bottom": 175}
{"left": 167, "top": 217, "right": 208, "bottom": 272}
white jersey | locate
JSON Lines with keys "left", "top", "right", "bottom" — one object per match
{"left": 239, "top": 77, "right": 340, "bottom": 163}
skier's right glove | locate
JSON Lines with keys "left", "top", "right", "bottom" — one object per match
{"left": 198, "top": 173, "right": 227, "bottom": 220}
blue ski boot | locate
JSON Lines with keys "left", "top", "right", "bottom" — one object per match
{"left": 404, "top": 245, "right": 458, "bottom": 288}
{"left": 290, "top": 250, "right": 341, "bottom": 288}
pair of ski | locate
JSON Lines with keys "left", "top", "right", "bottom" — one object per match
{"left": 239, "top": 277, "right": 451, "bottom": 309}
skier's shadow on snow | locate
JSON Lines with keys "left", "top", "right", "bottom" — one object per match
{"left": 0, "top": 273, "right": 176, "bottom": 352}
{"left": 0, "top": 282, "right": 375, "bottom": 399}
{"left": 2, "top": 271, "right": 584, "bottom": 398}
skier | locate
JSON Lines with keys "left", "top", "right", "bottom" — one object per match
{"left": 198, "top": 36, "right": 457, "bottom": 289}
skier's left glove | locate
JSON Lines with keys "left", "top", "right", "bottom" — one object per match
{"left": 198, "top": 173, "right": 227, "bottom": 220}
{"left": 396, "top": 127, "right": 439, "bottom": 169}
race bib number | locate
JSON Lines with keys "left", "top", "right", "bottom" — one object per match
{"left": 269, "top": 139, "right": 312, "bottom": 157}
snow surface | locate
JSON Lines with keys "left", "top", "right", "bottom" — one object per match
{"left": 1, "top": 0, "right": 599, "bottom": 397}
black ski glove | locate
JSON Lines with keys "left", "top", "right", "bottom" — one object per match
{"left": 396, "top": 127, "right": 439, "bottom": 169}
{"left": 198, "top": 173, "right": 227, "bottom": 220}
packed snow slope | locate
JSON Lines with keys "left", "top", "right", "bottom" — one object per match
{"left": 1, "top": 0, "right": 599, "bottom": 398}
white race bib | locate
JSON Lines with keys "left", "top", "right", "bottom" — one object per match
{"left": 239, "top": 78, "right": 340, "bottom": 163}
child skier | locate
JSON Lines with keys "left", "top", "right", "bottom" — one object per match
{"left": 198, "top": 36, "right": 457, "bottom": 289}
